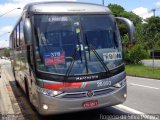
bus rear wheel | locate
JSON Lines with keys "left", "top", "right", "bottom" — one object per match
{"left": 13, "top": 67, "right": 19, "bottom": 87}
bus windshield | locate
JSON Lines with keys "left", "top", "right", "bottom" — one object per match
{"left": 33, "top": 14, "right": 123, "bottom": 75}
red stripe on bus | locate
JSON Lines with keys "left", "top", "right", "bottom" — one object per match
{"left": 44, "top": 82, "right": 83, "bottom": 90}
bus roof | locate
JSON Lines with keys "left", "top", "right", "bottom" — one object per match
{"left": 23, "top": 2, "right": 112, "bottom": 14}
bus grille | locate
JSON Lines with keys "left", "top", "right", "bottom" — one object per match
{"left": 62, "top": 87, "right": 115, "bottom": 98}
{"left": 62, "top": 93, "right": 86, "bottom": 98}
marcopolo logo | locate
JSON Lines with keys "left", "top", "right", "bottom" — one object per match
{"left": 87, "top": 91, "right": 94, "bottom": 97}
{"left": 103, "top": 52, "right": 122, "bottom": 61}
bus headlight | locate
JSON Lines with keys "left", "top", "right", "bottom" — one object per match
{"left": 113, "top": 79, "right": 126, "bottom": 88}
{"left": 37, "top": 86, "right": 62, "bottom": 97}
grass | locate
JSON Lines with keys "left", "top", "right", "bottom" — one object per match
{"left": 125, "top": 64, "right": 160, "bottom": 79}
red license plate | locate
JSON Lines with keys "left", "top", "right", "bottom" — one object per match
{"left": 82, "top": 100, "right": 98, "bottom": 108}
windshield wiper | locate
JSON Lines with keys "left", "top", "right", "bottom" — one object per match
{"left": 85, "top": 34, "right": 110, "bottom": 74}
{"left": 64, "top": 31, "right": 86, "bottom": 81}
{"left": 84, "top": 35, "right": 91, "bottom": 61}
{"left": 90, "top": 45, "right": 110, "bottom": 74}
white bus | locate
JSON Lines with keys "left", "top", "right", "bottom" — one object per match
{"left": 10, "top": 2, "right": 135, "bottom": 115}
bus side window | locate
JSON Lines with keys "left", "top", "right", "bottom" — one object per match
{"left": 16, "top": 24, "right": 20, "bottom": 47}
{"left": 20, "top": 19, "right": 24, "bottom": 46}
{"left": 13, "top": 30, "right": 16, "bottom": 49}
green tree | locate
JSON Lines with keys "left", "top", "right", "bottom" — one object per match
{"left": 4, "top": 49, "right": 10, "bottom": 57}
{"left": 1, "top": 48, "right": 10, "bottom": 58}
{"left": 108, "top": 4, "right": 125, "bottom": 17}
{"left": 120, "top": 11, "right": 142, "bottom": 25}
{"left": 108, "top": 4, "right": 149, "bottom": 63}
{"left": 143, "top": 17, "right": 160, "bottom": 50}
{"left": 108, "top": 4, "right": 142, "bottom": 36}
{"left": 125, "top": 44, "right": 149, "bottom": 64}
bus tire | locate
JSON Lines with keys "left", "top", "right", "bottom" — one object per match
{"left": 13, "top": 67, "right": 19, "bottom": 87}
{"left": 25, "top": 78, "right": 30, "bottom": 103}
{"left": 24, "top": 78, "right": 37, "bottom": 111}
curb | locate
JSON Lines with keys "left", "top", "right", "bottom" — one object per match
{"left": 0, "top": 67, "right": 14, "bottom": 115}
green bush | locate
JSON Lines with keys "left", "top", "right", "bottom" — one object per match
{"left": 125, "top": 44, "right": 149, "bottom": 64}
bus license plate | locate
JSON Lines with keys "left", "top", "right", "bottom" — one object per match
{"left": 82, "top": 100, "right": 98, "bottom": 108}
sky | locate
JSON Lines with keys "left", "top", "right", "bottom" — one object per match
{"left": 0, "top": 0, "right": 160, "bottom": 48}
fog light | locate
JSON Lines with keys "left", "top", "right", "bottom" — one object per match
{"left": 124, "top": 93, "right": 127, "bottom": 98}
{"left": 43, "top": 104, "right": 48, "bottom": 110}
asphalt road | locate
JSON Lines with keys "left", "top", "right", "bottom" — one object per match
{"left": 124, "top": 76, "right": 160, "bottom": 114}
{"left": 0, "top": 59, "right": 160, "bottom": 120}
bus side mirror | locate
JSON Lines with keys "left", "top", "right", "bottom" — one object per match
{"left": 24, "top": 18, "right": 32, "bottom": 44}
{"left": 115, "top": 17, "right": 135, "bottom": 43}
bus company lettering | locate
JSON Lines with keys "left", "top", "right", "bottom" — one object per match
{"left": 48, "top": 16, "right": 68, "bottom": 22}
{"left": 97, "top": 80, "right": 111, "bottom": 87}
{"left": 103, "top": 52, "right": 122, "bottom": 61}
{"left": 76, "top": 75, "right": 98, "bottom": 81}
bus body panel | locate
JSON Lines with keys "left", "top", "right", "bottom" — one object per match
{"left": 24, "top": 2, "right": 112, "bottom": 14}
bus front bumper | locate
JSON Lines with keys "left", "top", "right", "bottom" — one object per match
{"left": 37, "top": 84, "right": 127, "bottom": 115}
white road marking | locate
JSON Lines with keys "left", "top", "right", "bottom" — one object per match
{"left": 116, "top": 104, "right": 160, "bottom": 120}
{"left": 116, "top": 104, "right": 143, "bottom": 114}
{"left": 129, "top": 83, "right": 159, "bottom": 90}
